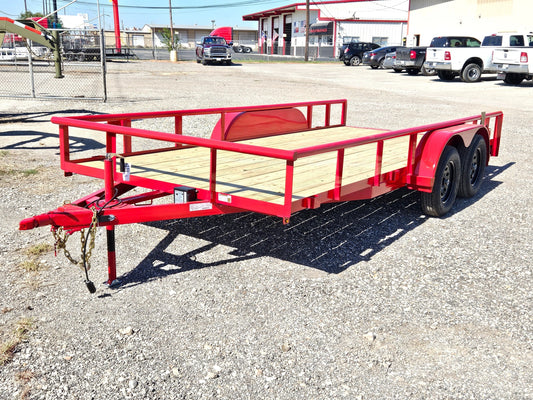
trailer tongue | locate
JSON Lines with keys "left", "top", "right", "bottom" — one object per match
{"left": 19, "top": 100, "right": 503, "bottom": 292}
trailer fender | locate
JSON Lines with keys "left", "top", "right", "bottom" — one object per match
{"left": 412, "top": 124, "right": 490, "bottom": 192}
{"left": 211, "top": 108, "right": 307, "bottom": 141}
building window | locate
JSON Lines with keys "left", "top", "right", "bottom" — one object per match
{"left": 321, "top": 35, "right": 333, "bottom": 45}
{"left": 372, "top": 37, "right": 388, "bottom": 46}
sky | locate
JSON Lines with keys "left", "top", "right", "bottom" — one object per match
{"left": 0, "top": 0, "right": 293, "bottom": 29}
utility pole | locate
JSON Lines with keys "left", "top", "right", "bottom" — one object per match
{"left": 169, "top": 0, "right": 177, "bottom": 61}
{"left": 52, "top": 0, "right": 63, "bottom": 78}
{"left": 304, "top": 0, "right": 309, "bottom": 62}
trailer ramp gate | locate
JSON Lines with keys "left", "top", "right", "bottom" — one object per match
{"left": 19, "top": 100, "right": 503, "bottom": 291}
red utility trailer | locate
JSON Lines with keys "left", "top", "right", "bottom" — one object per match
{"left": 19, "top": 100, "right": 502, "bottom": 291}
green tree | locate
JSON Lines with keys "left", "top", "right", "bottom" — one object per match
{"left": 160, "top": 28, "right": 180, "bottom": 51}
{"left": 19, "top": 11, "right": 44, "bottom": 19}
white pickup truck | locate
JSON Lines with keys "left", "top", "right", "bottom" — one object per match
{"left": 424, "top": 32, "right": 533, "bottom": 83}
{"left": 492, "top": 36, "right": 533, "bottom": 85}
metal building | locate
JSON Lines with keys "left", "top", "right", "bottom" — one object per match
{"left": 242, "top": 0, "right": 409, "bottom": 58}
{"left": 407, "top": 0, "right": 533, "bottom": 46}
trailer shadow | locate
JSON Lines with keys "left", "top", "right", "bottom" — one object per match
{"left": 0, "top": 130, "right": 105, "bottom": 153}
{"left": 116, "top": 163, "right": 513, "bottom": 289}
{"left": 0, "top": 109, "right": 101, "bottom": 124}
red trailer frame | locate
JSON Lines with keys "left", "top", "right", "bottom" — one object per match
{"left": 19, "top": 100, "right": 503, "bottom": 287}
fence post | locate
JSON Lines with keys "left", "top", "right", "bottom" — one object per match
{"left": 100, "top": 29, "right": 108, "bottom": 102}
{"left": 27, "top": 40, "right": 36, "bottom": 98}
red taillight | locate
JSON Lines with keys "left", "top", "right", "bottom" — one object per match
{"left": 444, "top": 51, "right": 451, "bottom": 61}
{"left": 392, "top": 55, "right": 396, "bottom": 59}
{"left": 520, "top": 52, "right": 528, "bottom": 63}
{"left": 344, "top": 48, "right": 349, "bottom": 53}
{"left": 409, "top": 50, "right": 416, "bottom": 59}
{"left": 370, "top": 52, "right": 376, "bottom": 56}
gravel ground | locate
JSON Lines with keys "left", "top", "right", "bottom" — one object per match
{"left": 0, "top": 60, "right": 531, "bottom": 400}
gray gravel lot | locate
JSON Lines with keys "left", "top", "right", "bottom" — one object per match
{"left": 0, "top": 60, "right": 531, "bottom": 400}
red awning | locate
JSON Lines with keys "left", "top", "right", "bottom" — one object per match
{"left": 242, "top": 4, "right": 300, "bottom": 21}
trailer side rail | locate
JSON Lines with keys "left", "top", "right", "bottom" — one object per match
{"left": 51, "top": 101, "right": 503, "bottom": 223}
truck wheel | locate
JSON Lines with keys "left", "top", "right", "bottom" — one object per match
{"left": 421, "top": 64, "right": 436, "bottom": 76}
{"left": 437, "top": 70, "right": 455, "bottom": 81}
{"left": 202, "top": 58, "right": 208, "bottom": 65}
{"left": 421, "top": 146, "right": 461, "bottom": 217}
{"left": 458, "top": 135, "right": 487, "bottom": 198}
{"left": 407, "top": 68, "right": 420, "bottom": 75}
{"left": 243, "top": 47, "right": 252, "bottom": 53}
{"left": 349, "top": 56, "right": 361, "bottom": 66}
{"left": 503, "top": 73, "right": 524, "bottom": 85}
{"left": 461, "top": 63, "right": 482, "bottom": 83}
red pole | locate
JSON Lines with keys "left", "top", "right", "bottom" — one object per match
{"left": 112, "top": 0, "right": 121, "bottom": 53}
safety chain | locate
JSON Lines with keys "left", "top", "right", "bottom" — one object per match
{"left": 52, "top": 208, "right": 99, "bottom": 271}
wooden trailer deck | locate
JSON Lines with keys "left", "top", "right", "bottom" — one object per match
{"left": 81, "top": 126, "right": 414, "bottom": 205}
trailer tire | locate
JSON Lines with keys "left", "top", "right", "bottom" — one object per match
{"left": 461, "top": 63, "right": 482, "bottom": 83}
{"left": 458, "top": 135, "right": 487, "bottom": 198}
{"left": 421, "top": 146, "right": 461, "bottom": 217}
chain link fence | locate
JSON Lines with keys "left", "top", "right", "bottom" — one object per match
{"left": 0, "top": 29, "right": 107, "bottom": 100}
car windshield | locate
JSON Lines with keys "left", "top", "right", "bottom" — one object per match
{"left": 205, "top": 37, "right": 227, "bottom": 45}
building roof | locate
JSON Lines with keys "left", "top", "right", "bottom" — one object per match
{"left": 142, "top": 24, "right": 256, "bottom": 32}
{"left": 242, "top": 0, "right": 373, "bottom": 21}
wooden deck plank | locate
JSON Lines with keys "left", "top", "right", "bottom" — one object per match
{"left": 80, "top": 126, "right": 413, "bottom": 204}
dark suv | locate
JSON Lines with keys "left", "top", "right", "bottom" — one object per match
{"left": 362, "top": 45, "right": 404, "bottom": 69}
{"left": 340, "top": 42, "right": 380, "bottom": 66}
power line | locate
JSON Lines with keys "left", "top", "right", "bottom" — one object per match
{"left": 57, "top": 0, "right": 286, "bottom": 10}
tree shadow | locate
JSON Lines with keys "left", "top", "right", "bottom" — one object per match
{"left": 115, "top": 163, "right": 514, "bottom": 289}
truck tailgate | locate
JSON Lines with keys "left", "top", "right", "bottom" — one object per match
{"left": 425, "top": 48, "right": 447, "bottom": 63}
{"left": 493, "top": 48, "right": 525, "bottom": 64}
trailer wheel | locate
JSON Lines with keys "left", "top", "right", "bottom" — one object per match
{"left": 461, "top": 63, "right": 482, "bottom": 83}
{"left": 458, "top": 135, "right": 487, "bottom": 198}
{"left": 421, "top": 146, "right": 461, "bottom": 217}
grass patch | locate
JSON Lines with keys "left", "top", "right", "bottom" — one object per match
{"left": 26, "top": 243, "right": 53, "bottom": 257}
{"left": 0, "top": 318, "right": 34, "bottom": 366}
{"left": 20, "top": 243, "right": 53, "bottom": 272}
{"left": 21, "top": 169, "right": 38, "bottom": 177}
{"left": 0, "top": 167, "right": 39, "bottom": 177}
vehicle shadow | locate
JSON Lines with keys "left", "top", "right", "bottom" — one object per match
{"left": 495, "top": 80, "right": 533, "bottom": 88}
{"left": 0, "top": 129, "right": 105, "bottom": 153}
{"left": 115, "top": 163, "right": 513, "bottom": 289}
